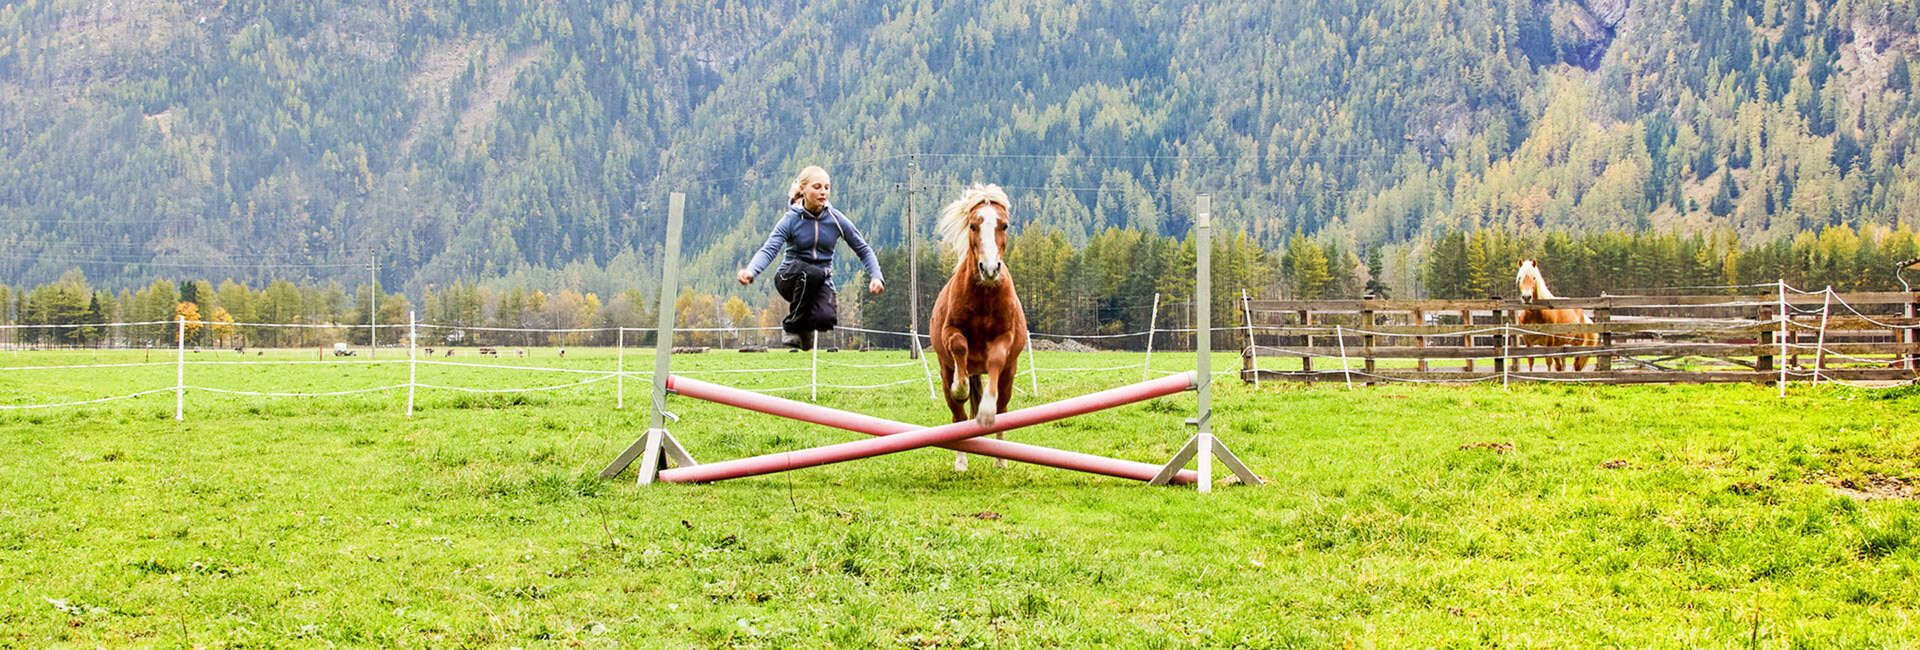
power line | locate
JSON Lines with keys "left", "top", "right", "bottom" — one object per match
{"left": 0, "top": 214, "right": 362, "bottom": 226}
{"left": 0, "top": 254, "right": 373, "bottom": 270}
{"left": 0, "top": 244, "right": 381, "bottom": 259}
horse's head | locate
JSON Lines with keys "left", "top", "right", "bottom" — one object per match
{"left": 937, "top": 184, "right": 1013, "bottom": 286}
{"left": 1516, "top": 259, "right": 1542, "bottom": 303}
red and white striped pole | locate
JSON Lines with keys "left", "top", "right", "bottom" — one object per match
{"left": 659, "top": 371, "right": 1197, "bottom": 483}
{"left": 664, "top": 374, "right": 1199, "bottom": 484}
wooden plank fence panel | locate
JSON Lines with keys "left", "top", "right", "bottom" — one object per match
{"left": 1249, "top": 342, "right": 1920, "bottom": 360}
{"left": 1245, "top": 368, "right": 1917, "bottom": 385}
{"left": 1250, "top": 292, "right": 1918, "bottom": 313}
{"left": 1241, "top": 291, "right": 1920, "bottom": 386}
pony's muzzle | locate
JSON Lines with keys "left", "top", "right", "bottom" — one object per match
{"left": 976, "top": 261, "right": 1002, "bottom": 283}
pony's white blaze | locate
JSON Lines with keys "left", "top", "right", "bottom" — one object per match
{"left": 970, "top": 206, "right": 1005, "bottom": 425}
{"left": 977, "top": 205, "right": 1004, "bottom": 282}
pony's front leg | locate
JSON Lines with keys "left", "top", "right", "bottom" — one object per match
{"left": 941, "top": 330, "right": 971, "bottom": 406}
{"left": 942, "top": 330, "right": 973, "bottom": 472}
{"left": 976, "top": 339, "right": 1015, "bottom": 428}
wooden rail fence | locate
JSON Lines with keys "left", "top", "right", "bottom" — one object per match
{"left": 1240, "top": 289, "right": 1920, "bottom": 386}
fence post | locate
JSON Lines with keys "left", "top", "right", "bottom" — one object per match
{"left": 1756, "top": 299, "right": 1775, "bottom": 379}
{"left": 1335, "top": 324, "right": 1353, "bottom": 390}
{"left": 916, "top": 329, "right": 936, "bottom": 400}
{"left": 175, "top": 315, "right": 185, "bottom": 421}
{"left": 1460, "top": 309, "right": 1475, "bottom": 372}
{"left": 616, "top": 327, "right": 625, "bottom": 409}
{"left": 407, "top": 311, "right": 417, "bottom": 417}
{"left": 1492, "top": 303, "right": 1507, "bottom": 379}
{"left": 1788, "top": 303, "right": 1802, "bottom": 370}
{"left": 1413, "top": 309, "right": 1428, "bottom": 373}
{"left": 369, "top": 257, "right": 378, "bottom": 359}
{"left": 1241, "top": 290, "right": 1258, "bottom": 389}
{"left": 1500, "top": 323, "right": 1511, "bottom": 388}
{"left": 1143, "top": 293, "right": 1160, "bottom": 382}
{"left": 1907, "top": 289, "right": 1918, "bottom": 372}
{"left": 1299, "top": 310, "right": 1314, "bottom": 374}
{"left": 1777, "top": 280, "right": 1789, "bottom": 397}
{"left": 1595, "top": 302, "right": 1613, "bottom": 371}
{"left": 1360, "top": 305, "right": 1376, "bottom": 386}
{"left": 1813, "top": 287, "right": 1832, "bottom": 384}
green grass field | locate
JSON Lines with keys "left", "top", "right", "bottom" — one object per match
{"left": 2, "top": 347, "right": 1917, "bottom": 647}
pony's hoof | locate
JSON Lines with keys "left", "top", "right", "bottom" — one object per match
{"left": 953, "top": 455, "right": 969, "bottom": 472}
{"left": 975, "top": 411, "right": 995, "bottom": 428}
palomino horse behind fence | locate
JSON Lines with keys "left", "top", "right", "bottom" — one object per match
{"left": 1514, "top": 259, "right": 1599, "bottom": 371}
{"left": 930, "top": 183, "right": 1028, "bottom": 472}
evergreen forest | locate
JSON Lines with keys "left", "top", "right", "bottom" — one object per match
{"left": 4, "top": 0, "right": 1920, "bottom": 337}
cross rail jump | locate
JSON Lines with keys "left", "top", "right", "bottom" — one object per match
{"left": 603, "top": 191, "right": 1258, "bottom": 491}
{"left": 656, "top": 372, "right": 1203, "bottom": 484}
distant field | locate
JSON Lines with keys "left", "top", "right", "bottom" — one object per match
{"left": 2, "top": 348, "right": 1918, "bottom": 646}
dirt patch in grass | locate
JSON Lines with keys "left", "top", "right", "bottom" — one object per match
{"left": 1459, "top": 441, "right": 1514, "bottom": 453}
{"left": 1828, "top": 474, "right": 1917, "bottom": 501}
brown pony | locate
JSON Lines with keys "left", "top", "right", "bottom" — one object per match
{"left": 1514, "top": 259, "right": 1598, "bottom": 371}
{"left": 930, "top": 184, "right": 1028, "bottom": 472}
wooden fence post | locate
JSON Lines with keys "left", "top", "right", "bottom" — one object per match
{"left": 1595, "top": 304, "right": 1613, "bottom": 371}
{"left": 1413, "top": 309, "right": 1428, "bottom": 373}
{"left": 1460, "top": 309, "right": 1474, "bottom": 372}
{"left": 1756, "top": 302, "right": 1774, "bottom": 380}
{"left": 1907, "top": 291, "right": 1917, "bottom": 371}
{"left": 1361, "top": 307, "right": 1376, "bottom": 385}
{"left": 1300, "top": 310, "right": 1313, "bottom": 374}
{"left": 1787, "top": 315, "right": 1801, "bottom": 370}
{"left": 1492, "top": 305, "right": 1506, "bottom": 376}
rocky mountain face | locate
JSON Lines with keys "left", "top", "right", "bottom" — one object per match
{"left": 1553, "top": 0, "right": 1631, "bottom": 69}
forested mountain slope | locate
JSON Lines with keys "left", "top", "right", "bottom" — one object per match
{"left": 2, "top": 0, "right": 1916, "bottom": 295}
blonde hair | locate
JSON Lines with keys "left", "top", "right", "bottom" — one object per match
{"left": 936, "top": 183, "right": 1012, "bottom": 268}
{"left": 787, "top": 166, "right": 830, "bottom": 204}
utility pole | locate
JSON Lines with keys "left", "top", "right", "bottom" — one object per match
{"left": 907, "top": 156, "right": 921, "bottom": 359}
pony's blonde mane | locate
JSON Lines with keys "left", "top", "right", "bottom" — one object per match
{"left": 1516, "top": 259, "right": 1557, "bottom": 299}
{"left": 936, "top": 184, "right": 1011, "bottom": 269}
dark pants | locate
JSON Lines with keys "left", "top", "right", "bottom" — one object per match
{"left": 774, "top": 262, "right": 837, "bottom": 335}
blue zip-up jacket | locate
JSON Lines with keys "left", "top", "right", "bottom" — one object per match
{"left": 745, "top": 203, "right": 884, "bottom": 284}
